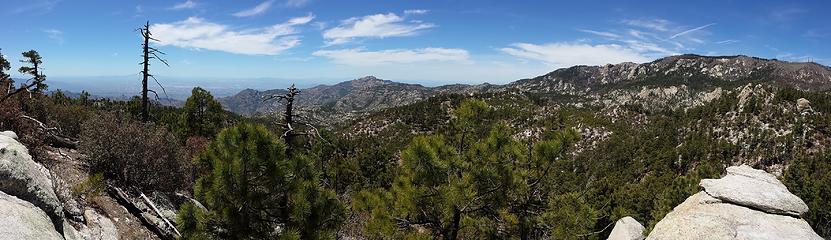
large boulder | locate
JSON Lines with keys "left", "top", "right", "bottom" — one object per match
{"left": 700, "top": 165, "right": 808, "bottom": 216}
{"left": 607, "top": 216, "right": 644, "bottom": 240}
{"left": 646, "top": 165, "right": 822, "bottom": 240}
{"left": 0, "top": 133, "right": 64, "bottom": 232}
{"left": 0, "top": 191, "right": 63, "bottom": 240}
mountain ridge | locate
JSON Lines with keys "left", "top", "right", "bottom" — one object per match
{"left": 219, "top": 54, "right": 831, "bottom": 122}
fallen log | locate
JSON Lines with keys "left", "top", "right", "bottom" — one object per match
{"left": 140, "top": 192, "right": 181, "bottom": 237}
{"left": 107, "top": 185, "right": 174, "bottom": 240}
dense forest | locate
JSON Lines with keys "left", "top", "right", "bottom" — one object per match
{"left": 1, "top": 48, "right": 830, "bottom": 240}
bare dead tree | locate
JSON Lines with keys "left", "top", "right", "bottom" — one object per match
{"left": 263, "top": 84, "right": 302, "bottom": 150}
{"left": 262, "top": 84, "right": 331, "bottom": 156}
{"left": 138, "top": 21, "right": 169, "bottom": 122}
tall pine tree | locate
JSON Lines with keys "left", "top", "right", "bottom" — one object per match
{"left": 178, "top": 87, "right": 225, "bottom": 138}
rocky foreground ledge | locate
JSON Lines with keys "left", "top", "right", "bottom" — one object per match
{"left": 610, "top": 165, "right": 823, "bottom": 240}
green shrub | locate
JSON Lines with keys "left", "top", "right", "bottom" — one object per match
{"left": 71, "top": 173, "right": 105, "bottom": 198}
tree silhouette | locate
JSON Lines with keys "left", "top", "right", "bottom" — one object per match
{"left": 138, "top": 21, "right": 169, "bottom": 122}
{"left": 0, "top": 49, "right": 11, "bottom": 95}
{"left": 1, "top": 50, "right": 47, "bottom": 102}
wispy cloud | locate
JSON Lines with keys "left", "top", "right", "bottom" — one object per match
{"left": 770, "top": 8, "right": 807, "bottom": 22}
{"left": 500, "top": 43, "right": 650, "bottom": 67}
{"left": 404, "top": 9, "right": 429, "bottom": 15}
{"left": 623, "top": 19, "right": 672, "bottom": 32}
{"left": 12, "top": 0, "right": 61, "bottom": 14}
{"left": 152, "top": 14, "right": 314, "bottom": 55}
{"left": 43, "top": 29, "right": 64, "bottom": 45}
{"left": 323, "top": 12, "right": 434, "bottom": 45}
{"left": 716, "top": 39, "right": 739, "bottom": 44}
{"left": 670, "top": 23, "right": 716, "bottom": 39}
{"left": 802, "top": 30, "right": 829, "bottom": 39}
{"left": 313, "top": 48, "right": 469, "bottom": 66}
{"left": 579, "top": 29, "right": 620, "bottom": 38}
{"left": 285, "top": 0, "right": 310, "bottom": 8}
{"left": 170, "top": 0, "right": 197, "bottom": 10}
{"left": 501, "top": 18, "right": 728, "bottom": 67}
{"left": 233, "top": 0, "right": 275, "bottom": 17}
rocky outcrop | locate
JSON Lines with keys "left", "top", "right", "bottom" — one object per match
{"left": 699, "top": 165, "right": 808, "bottom": 216}
{"left": 0, "top": 133, "right": 65, "bottom": 233}
{"left": 646, "top": 165, "right": 822, "bottom": 240}
{"left": 0, "top": 191, "right": 63, "bottom": 240}
{"left": 607, "top": 216, "right": 644, "bottom": 240}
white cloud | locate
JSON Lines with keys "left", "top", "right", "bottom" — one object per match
{"left": 500, "top": 43, "right": 651, "bottom": 67}
{"left": 670, "top": 23, "right": 716, "bottom": 39}
{"left": 152, "top": 14, "right": 314, "bottom": 55}
{"left": 312, "top": 48, "right": 469, "bottom": 66}
{"left": 233, "top": 0, "right": 274, "bottom": 17}
{"left": 322, "top": 13, "right": 434, "bottom": 45}
{"left": 170, "top": 0, "right": 197, "bottom": 10}
{"left": 404, "top": 9, "right": 429, "bottom": 15}
{"left": 285, "top": 0, "right": 310, "bottom": 8}
{"left": 43, "top": 29, "right": 64, "bottom": 45}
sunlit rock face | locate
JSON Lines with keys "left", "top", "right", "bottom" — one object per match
{"left": 646, "top": 165, "right": 822, "bottom": 240}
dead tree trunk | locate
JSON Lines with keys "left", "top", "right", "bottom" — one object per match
{"left": 263, "top": 84, "right": 303, "bottom": 153}
{"left": 282, "top": 85, "right": 299, "bottom": 147}
{"left": 141, "top": 22, "right": 150, "bottom": 122}
{"left": 138, "top": 21, "right": 169, "bottom": 122}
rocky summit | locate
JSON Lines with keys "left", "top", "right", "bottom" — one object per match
{"left": 641, "top": 165, "right": 822, "bottom": 240}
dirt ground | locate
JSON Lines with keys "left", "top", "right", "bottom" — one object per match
{"left": 44, "top": 146, "right": 160, "bottom": 240}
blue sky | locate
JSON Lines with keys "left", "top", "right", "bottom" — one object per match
{"left": 1, "top": 0, "right": 829, "bottom": 89}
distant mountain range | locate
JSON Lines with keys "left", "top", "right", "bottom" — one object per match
{"left": 44, "top": 75, "right": 338, "bottom": 100}
{"left": 218, "top": 76, "right": 497, "bottom": 116}
{"left": 218, "top": 54, "right": 831, "bottom": 123}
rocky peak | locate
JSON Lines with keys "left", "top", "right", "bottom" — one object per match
{"left": 349, "top": 76, "right": 391, "bottom": 89}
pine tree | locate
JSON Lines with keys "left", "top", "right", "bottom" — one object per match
{"left": 19, "top": 50, "right": 46, "bottom": 93}
{"left": 178, "top": 123, "right": 345, "bottom": 239}
{"left": 1, "top": 50, "right": 47, "bottom": 102}
{"left": 356, "top": 99, "right": 583, "bottom": 239}
{"left": 0, "top": 49, "right": 11, "bottom": 95}
{"left": 178, "top": 87, "right": 224, "bottom": 138}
